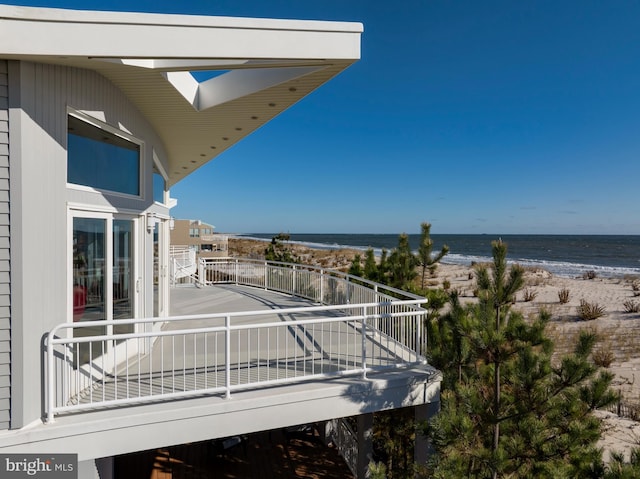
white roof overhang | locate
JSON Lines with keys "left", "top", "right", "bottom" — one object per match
{"left": 0, "top": 5, "right": 362, "bottom": 186}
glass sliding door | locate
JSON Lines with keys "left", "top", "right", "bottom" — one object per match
{"left": 113, "top": 219, "right": 134, "bottom": 335}
{"left": 72, "top": 217, "right": 107, "bottom": 365}
{"left": 73, "top": 217, "right": 106, "bottom": 322}
{"left": 71, "top": 213, "right": 139, "bottom": 365}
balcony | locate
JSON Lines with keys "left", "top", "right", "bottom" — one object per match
{"left": 48, "top": 258, "right": 437, "bottom": 418}
{"left": 0, "top": 259, "right": 440, "bottom": 462}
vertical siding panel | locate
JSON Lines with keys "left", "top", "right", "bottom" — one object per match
{"left": 9, "top": 60, "right": 168, "bottom": 428}
{"left": 0, "top": 59, "right": 10, "bottom": 430}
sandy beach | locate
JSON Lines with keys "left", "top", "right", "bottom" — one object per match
{"left": 229, "top": 237, "right": 640, "bottom": 460}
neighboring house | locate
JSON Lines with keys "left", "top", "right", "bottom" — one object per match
{"left": 0, "top": 5, "right": 440, "bottom": 479}
{"left": 170, "top": 219, "right": 228, "bottom": 258}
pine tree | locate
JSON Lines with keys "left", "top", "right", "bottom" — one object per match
{"left": 373, "top": 409, "right": 416, "bottom": 479}
{"left": 349, "top": 254, "right": 363, "bottom": 277}
{"left": 427, "top": 290, "right": 475, "bottom": 389}
{"left": 264, "top": 233, "right": 299, "bottom": 263}
{"left": 425, "top": 240, "right": 617, "bottom": 478}
{"left": 476, "top": 239, "right": 526, "bottom": 475}
{"left": 364, "top": 248, "right": 379, "bottom": 282}
{"left": 417, "top": 222, "right": 449, "bottom": 289}
{"left": 378, "top": 249, "right": 389, "bottom": 282}
{"left": 387, "top": 233, "right": 419, "bottom": 290}
{"left": 604, "top": 449, "right": 640, "bottom": 478}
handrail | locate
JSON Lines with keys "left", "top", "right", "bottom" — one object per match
{"left": 46, "top": 258, "right": 428, "bottom": 422}
{"left": 172, "top": 263, "right": 203, "bottom": 288}
{"left": 198, "top": 257, "right": 425, "bottom": 302}
{"left": 170, "top": 248, "right": 200, "bottom": 286}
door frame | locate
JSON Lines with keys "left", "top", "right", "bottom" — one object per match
{"left": 67, "top": 208, "right": 142, "bottom": 366}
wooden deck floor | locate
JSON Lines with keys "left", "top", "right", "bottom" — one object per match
{"left": 114, "top": 426, "right": 354, "bottom": 479}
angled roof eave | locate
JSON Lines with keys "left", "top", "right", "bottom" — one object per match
{"left": 0, "top": 5, "right": 363, "bottom": 185}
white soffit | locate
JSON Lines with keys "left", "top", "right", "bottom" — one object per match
{"left": 0, "top": 5, "right": 363, "bottom": 185}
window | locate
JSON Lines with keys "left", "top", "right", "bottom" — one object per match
{"left": 189, "top": 228, "right": 199, "bottom": 238}
{"left": 68, "top": 115, "right": 140, "bottom": 196}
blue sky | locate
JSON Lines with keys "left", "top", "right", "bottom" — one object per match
{"left": 9, "top": 0, "right": 640, "bottom": 234}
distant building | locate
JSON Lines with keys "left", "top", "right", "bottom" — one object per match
{"left": 170, "top": 219, "right": 228, "bottom": 258}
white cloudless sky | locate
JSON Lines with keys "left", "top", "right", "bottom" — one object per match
{"left": 8, "top": 0, "right": 640, "bottom": 234}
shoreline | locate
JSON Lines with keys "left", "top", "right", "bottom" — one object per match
{"left": 231, "top": 234, "right": 640, "bottom": 280}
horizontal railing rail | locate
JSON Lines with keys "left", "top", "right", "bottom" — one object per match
{"left": 46, "top": 258, "right": 427, "bottom": 422}
{"left": 198, "top": 257, "right": 424, "bottom": 303}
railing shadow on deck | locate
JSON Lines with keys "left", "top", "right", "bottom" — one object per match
{"left": 45, "top": 258, "right": 429, "bottom": 423}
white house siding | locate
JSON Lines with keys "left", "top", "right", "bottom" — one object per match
{"left": 8, "top": 60, "right": 169, "bottom": 428}
{"left": 0, "top": 60, "right": 9, "bottom": 430}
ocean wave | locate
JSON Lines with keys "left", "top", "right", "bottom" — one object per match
{"left": 236, "top": 235, "right": 362, "bottom": 252}
{"left": 444, "top": 254, "right": 640, "bottom": 279}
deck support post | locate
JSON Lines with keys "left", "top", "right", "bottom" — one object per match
{"left": 414, "top": 401, "right": 440, "bottom": 473}
{"left": 356, "top": 412, "right": 373, "bottom": 479}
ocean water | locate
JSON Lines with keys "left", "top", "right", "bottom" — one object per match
{"left": 240, "top": 233, "right": 640, "bottom": 279}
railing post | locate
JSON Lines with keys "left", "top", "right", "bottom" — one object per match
{"left": 374, "top": 285, "right": 380, "bottom": 331}
{"left": 320, "top": 269, "right": 324, "bottom": 304}
{"left": 264, "top": 260, "right": 268, "bottom": 290}
{"left": 416, "top": 310, "right": 423, "bottom": 358}
{"left": 233, "top": 259, "right": 239, "bottom": 284}
{"left": 346, "top": 276, "right": 350, "bottom": 304}
{"left": 292, "top": 265, "right": 297, "bottom": 297}
{"left": 46, "top": 333, "right": 55, "bottom": 423}
{"left": 225, "top": 314, "right": 232, "bottom": 399}
{"left": 361, "top": 306, "right": 368, "bottom": 380}
{"left": 198, "top": 258, "right": 205, "bottom": 286}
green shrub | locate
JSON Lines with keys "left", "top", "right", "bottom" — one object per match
{"left": 577, "top": 299, "right": 606, "bottom": 321}
{"left": 592, "top": 343, "right": 615, "bottom": 368}
{"left": 558, "top": 288, "right": 571, "bottom": 304}
{"left": 623, "top": 300, "right": 640, "bottom": 313}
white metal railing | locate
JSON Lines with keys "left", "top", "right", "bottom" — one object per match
{"left": 170, "top": 246, "right": 198, "bottom": 285}
{"left": 200, "top": 233, "right": 228, "bottom": 248}
{"left": 198, "top": 258, "right": 429, "bottom": 353}
{"left": 46, "top": 258, "right": 427, "bottom": 421}
{"left": 198, "top": 257, "right": 423, "bottom": 306}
